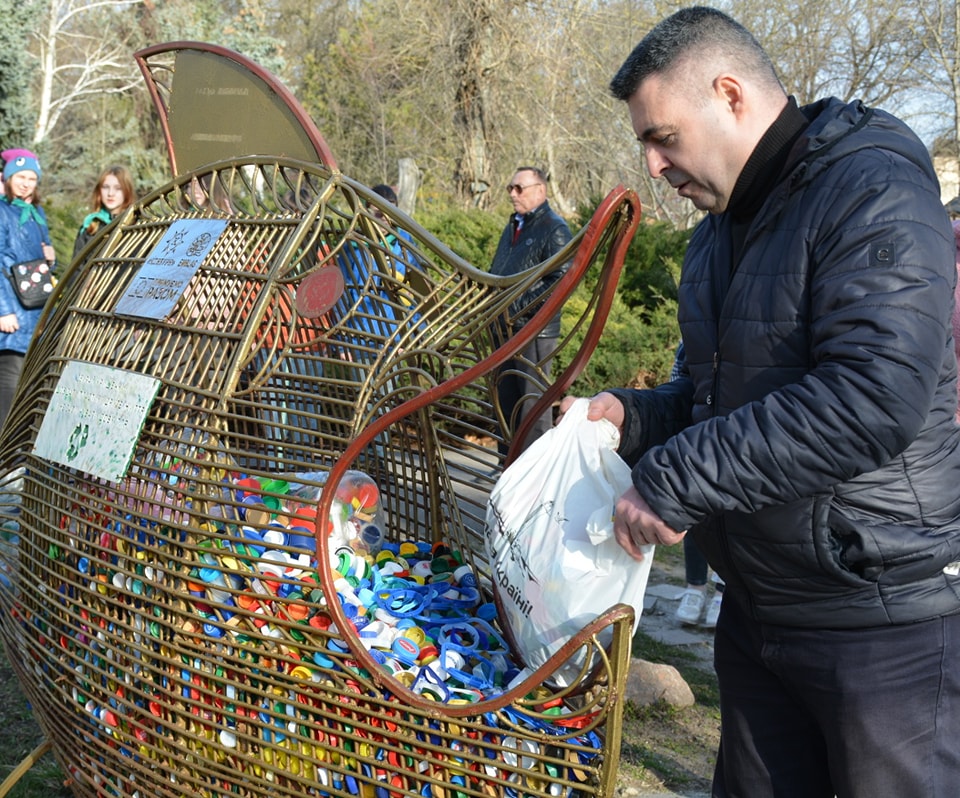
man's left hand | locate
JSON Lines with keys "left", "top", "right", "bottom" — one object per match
{"left": 614, "top": 485, "right": 686, "bottom": 561}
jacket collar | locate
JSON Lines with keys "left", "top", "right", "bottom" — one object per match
{"left": 517, "top": 200, "right": 551, "bottom": 224}
{"left": 728, "top": 96, "right": 807, "bottom": 223}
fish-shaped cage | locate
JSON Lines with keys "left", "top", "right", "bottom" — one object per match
{"left": 0, "top": 42, "right": 642, "bottom": 798}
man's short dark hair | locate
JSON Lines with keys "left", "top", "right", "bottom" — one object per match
{"left": 514, "top": 166, "right": 548, "bottom": 183}
{"left": 609, "top": 6, "right": 779, "bottom": 101}
{"left": 371, "top": 183, "right": 398, "bottom": 204}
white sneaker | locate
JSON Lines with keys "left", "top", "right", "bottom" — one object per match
{"left": 675, "top": 589, "right": 706, "bottom": 625}
{"left": 704, "top": 592, "right": 723, "bottom": 628}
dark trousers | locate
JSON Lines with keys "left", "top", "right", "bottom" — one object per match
{"left": 712, "top": 591, "right": 960, "bottom": 797}
{"left": 496, "top": 335, "right": 557, "bottom": 457}
{"left": 683, "top": 533, "right": 710, "bottom": 586}
{"left": 0, "top": 351, "right": 23, "bottom": 429}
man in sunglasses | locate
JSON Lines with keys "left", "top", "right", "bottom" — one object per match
{"left": 489, "top": 166, "right": 572, "bottom": 456}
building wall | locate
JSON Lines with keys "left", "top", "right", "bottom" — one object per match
{"left": 935, "top": 155, "right": 960, "bottom": 206}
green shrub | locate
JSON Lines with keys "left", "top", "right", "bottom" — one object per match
{"left": 557, "top": 286, "right": 680, "bottom": 396}
{"left": 552, "top": 203, "right": 692, "bottom": 395}
{"left": 618, "top": 220, "right": 690, "bottom": 309}
{"left": 417, "top": 202, "right": 504, "bottom": 267}
{"left": 41, "top": 195, "right": 86, "bottom": 275}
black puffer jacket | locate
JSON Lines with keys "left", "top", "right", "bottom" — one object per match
{"left": 490, "top": 201, "right": 572, "bottom": 338}
{"left": 614, "top": 98, "right": 960, "bottom": 628}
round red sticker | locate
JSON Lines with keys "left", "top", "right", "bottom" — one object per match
{"left": 296, "top": 266, "right": 344, "bottom": 318}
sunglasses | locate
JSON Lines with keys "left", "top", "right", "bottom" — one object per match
{"left": 506, "top": 182, "right": 544, "bottom": 195}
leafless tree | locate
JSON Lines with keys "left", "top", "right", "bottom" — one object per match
{"left": 908, "top": 0, "right": 960, "bottom": 188}
{"left": 31, "top": 0, "right": 144, "bottom": 145}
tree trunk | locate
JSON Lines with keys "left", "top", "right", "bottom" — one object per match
{"left": 397, "top": 157, "right": 420, "bottom": 216}
{"left": 451, "top": 0, "right": 499, "bottom": 209}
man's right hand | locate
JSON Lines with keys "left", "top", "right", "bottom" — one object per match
{"left": 559, "top": 391, "right": 625, "bottom": 434}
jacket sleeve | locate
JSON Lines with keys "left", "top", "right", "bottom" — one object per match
{"left": 608, "top": 379, "right": 695, "bottom": 466}
{"left": 0, "top": 209, "right": 19, "bottom": 316}
{"left": 514, "top": 218, "right": 573, "bottom": 315}
{"left": 632, "top": 156, "right": 957, "bottom": 534}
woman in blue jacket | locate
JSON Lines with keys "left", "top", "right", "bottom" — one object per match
{"left": 0, "top": 149, "right": 56, "bottom": 426}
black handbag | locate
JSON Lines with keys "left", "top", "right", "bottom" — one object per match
{"left": 8, "top": 258, "right": 54, "bottom": 309}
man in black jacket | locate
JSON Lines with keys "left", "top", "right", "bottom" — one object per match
{"left": 490, "top": 166, "right": 571, "bottom": 456}
{"left": 564, "top": 6, "right": 960, "bottom": 797}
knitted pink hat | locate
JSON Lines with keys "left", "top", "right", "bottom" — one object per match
{"left": 1, "top": 148, "right": 36, "bottom": 161}
{"left": 1, "top": 148, "right": 41, "bottom": 181}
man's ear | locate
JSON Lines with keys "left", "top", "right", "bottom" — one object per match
{"left": 714, "top": 74, "right": 746, "bottom": 118}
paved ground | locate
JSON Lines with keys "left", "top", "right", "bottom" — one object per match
{"left": 639, "top": 551, "right": 720, "bottom": 670}
{"left": 641, "top": 582, "right": 717, "bottom": 667}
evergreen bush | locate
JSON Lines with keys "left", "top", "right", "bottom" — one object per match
{"left": 418, "top": 198, "right": 693, "bottom": 394}
{"left": 553, "top": 210, "right": 692, "bottom": 393}
{"left": 418, "top": 202, "right": 504, "bottom": 266}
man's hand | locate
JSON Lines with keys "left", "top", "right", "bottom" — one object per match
{"left": 614, "top": 485, "right": 686, "bottom": 561}
{"left": 0, "top": 314, "right": 18, "bottom": 334}
{"left": 560, "top": 393, "right": 683, "bottom": 560}
{"left": 559, "top": 391, "right": 625, "bottom": 431}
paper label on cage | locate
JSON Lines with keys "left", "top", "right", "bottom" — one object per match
{"left": 297, "top": 266, "right": 344, "bottom": 318}
{"left": 33, "top": 361, "right": 161, "bottom": 482}
{"left": 114, "top": 218, "right": 229, "bottom": 319}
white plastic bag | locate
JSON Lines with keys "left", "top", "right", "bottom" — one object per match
{"left": 484, "top": 397, "right": 654, "bottom": 686}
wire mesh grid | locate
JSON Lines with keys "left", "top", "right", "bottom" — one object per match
{"left": 0, "top": 158, "right": 641, "bottom": 798}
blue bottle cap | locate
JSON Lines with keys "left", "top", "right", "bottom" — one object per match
{"left": 202, "top": 623, "right": 223, "bottom": 638}
{"left": 392, "top": 636, "right": 420, "bottom": 665}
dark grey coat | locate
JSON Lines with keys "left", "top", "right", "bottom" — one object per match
{"left": 490, "top": 201, "right": 572, "bottom": 339}
{"left": 614, "top": 98, "right": 960, "bottom": 629}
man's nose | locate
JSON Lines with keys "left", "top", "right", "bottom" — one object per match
{"left": 645, "top": 148, "right": 670, "bottom": 178}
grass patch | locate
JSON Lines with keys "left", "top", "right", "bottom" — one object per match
{"left": 0, "top": 639, "right": 70, "bottom": 797}
{"left": 632, "top": 629, "right": 720, "bottom": 708}
{"left": 612, "top": 542, "right": 722, "bottom": 794}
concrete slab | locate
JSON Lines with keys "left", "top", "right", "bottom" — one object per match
{"left": 642, "top": 625, "right": 710, "bottom": 647}
{"left": 645, "top": 582, "right": 689, "bottom": 601}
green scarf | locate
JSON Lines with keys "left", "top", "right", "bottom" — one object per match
{"left": 10, "top": 197, "right": 46, "bottom": 228}
{"left": 81, "top": 208, "right": 113, "bottom": 233}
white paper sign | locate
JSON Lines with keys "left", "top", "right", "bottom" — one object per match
{"left": 33, "top": 362, "right": 161, "bottom": 482}
{"left": 114, "top": 218, "right": 228, "bottom": 319}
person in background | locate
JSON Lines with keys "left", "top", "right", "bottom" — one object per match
{"left": 669, "top": 340, "right": 725, "bottom": 627}
{"left": 73, "top": 164, "right": 136, "bottom": 258}
{"left": 369, "top": 184, "right": 413, "bottom": 247}
{"left": 564, "top": 7, "right": 960, "bottom": 796}
{"left": 331, "top": 185, "right": 402, "bottom": 348}
{"left": 368, "top": 183, "right": 420, "bottom": 290}
{"left": 490, "top": 166, "right": 572, "bottom": 456}
{"left": 0, "top": 149, "right": 56, "bottom": 427}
